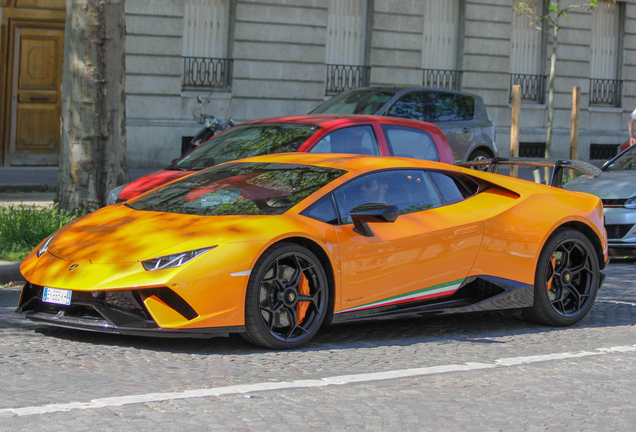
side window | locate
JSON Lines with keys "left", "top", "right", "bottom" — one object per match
{"left": 301, "top": 195, "right": 339, "bottom": 224}
{"left": 424, "top": 92, "right": 472, "bottom": 122}
{"left": 386, "top": 92, "right": 428, "bottom": 121}
{"left": 333, "top": 170, "right": 443, "bottom": 224}
{"left": 382, "top": 125, "right": 440, "bottom": 161}
{"left": 310, "top": 125, "right": 380, "bottom": 155}
{"left": 428, "top": 171, "right": 466, "bottom": 205}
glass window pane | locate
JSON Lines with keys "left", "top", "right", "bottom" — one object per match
{"left": 334, "top": 170, "right": 443, "bottom": 223}
{"left": 387, "top": 92, "right": 428, "bottom": 121}
{"left": 428, "top": 171, "right": 465, "bottom": 204}
{"left": 382, "top": 125, "right": 440, "bottom": 161}
{"left": 301, "top": 196, "right": 339, "bottom": 224}
{"left": 310, "top": 125, "right": 380, "bottom": 155}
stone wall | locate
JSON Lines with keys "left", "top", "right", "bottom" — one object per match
{"left": 124, "top": 0, "right": 636, "bottom": 167}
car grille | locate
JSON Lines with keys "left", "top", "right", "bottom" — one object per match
{"left": 605, "top": 224, "right": 634, "bottom": 239}
{"left": 602, "top": 199, "right": 627, "bottom": 207}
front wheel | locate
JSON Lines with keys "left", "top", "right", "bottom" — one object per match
{"left": 242, "top": 243, "right": 329, "bottom": 349}
{"left": 522, "top": 229, "right": 600, "bottom": 327}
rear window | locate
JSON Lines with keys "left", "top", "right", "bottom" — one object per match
{"left": 129, "top": 162, "right": 346, "bottom": 216}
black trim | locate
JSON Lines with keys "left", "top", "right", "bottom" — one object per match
{"left": 332, "top": 276, "right": 534, "bottom": 324}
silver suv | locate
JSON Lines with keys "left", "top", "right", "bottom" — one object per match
{"left": 311, "top": 87, "right": 497, "bottom": 163}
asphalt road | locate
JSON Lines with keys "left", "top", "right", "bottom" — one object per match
{"left": 1, "top": 261, "right": 635, "bottom": 431}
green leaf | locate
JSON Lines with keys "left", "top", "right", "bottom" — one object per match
{"left": 548, "top": 3, "right": 559, "bottom": 13}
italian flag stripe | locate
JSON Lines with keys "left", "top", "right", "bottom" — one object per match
{"left": 337, "top": 279, "right": 464, "bottom": 314}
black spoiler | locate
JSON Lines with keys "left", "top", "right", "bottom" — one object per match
{"left": 457, "top": 157, "right": 602, "bottom": 187}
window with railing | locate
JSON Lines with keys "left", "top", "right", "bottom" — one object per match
{"left": 325, "top": 0, "right": 370, "bottom": 95}
{"left": 421, "top": 0, "right": 462, "bottom": 90}
{"left": 510, "top": 0, "right": 546, "bottom": 103}
{"left": 509, "top": 73, "right": 546, "bottom": 104}
{"left": 182, "top": 0, "right": 232, "bottom": 91}
{"left": 590, "top": 2, "right": 622, "bottom": 107}
{"left": 590, "top": 143, "right": 619, "bottom": 160}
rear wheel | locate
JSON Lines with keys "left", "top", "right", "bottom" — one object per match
{"left": 467, "top": 150, "right": 491, "bottom": 171}
{"left": 242, "top": 243, "right": 328, "bottom": 349}
{"left": 522, "top": 229, "right": 600, "bottom": 326}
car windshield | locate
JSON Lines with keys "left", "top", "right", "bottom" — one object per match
{"left": 128, "top": 162, "right": 346, "bottom": 216}
{"left": 171, "top": 123, "right": 320, "bottom": 171}
{"left": 605, "top": 146, "right": 636, "bottom": 171}
{"left": 311, "top": 89, "right": 394, "bottom": 115}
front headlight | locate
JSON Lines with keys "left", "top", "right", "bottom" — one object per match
{"left": 204, "top": 117, "right": 214, "bottom": 129}
{"left": 107, "top": 184, "right": 127, "bottom": 205}
{"left": 624, "top": 196, "right": 636, "bottom": 209}
{"left": 141, "top": 247, "right": 216, "bottom": 271}
{"left": 37, "top": 233, "right": 56, "bottom": 257}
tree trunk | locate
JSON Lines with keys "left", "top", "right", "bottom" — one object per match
{"left": 57, "top": 0, "right": 128, "bottom": 212}
{"left": 544, "top": 0, "right": 559, "bottom": 183}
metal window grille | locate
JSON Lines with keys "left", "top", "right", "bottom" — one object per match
{"left": 422, "top": 69, "right": 462, "bottom": 90}
{"left": 182, "top": 57, "right": 232, "bottom": 90}
{"left": 325, "top": 64, "right": 370, "bottom": 95}
{"left": 509, "top": 74, "right": 546, "bottom": 104}
{"left": 589, "top": 79, "right": 622, "bottom": 107}
{"left": 590, "top": 143, "right": 619, "bottom": 160}
{"left": 519, "top": 142, "right": 546, "bottom": 158}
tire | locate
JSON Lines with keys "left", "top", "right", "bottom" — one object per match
{"left": 522, "top": 228, "right": 600, "bottom": 327}
{"left": 467, "top": 150, "right": 491, "bottom": 171}
{"left": 242, "top": 243, "right": 329, "bottom": 349}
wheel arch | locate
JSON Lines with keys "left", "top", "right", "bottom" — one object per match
{"left": 269, "top": 236, "right": 337, "bottom": 326}
{"left": 468, "top": 146, "right": 495, "bottom": 160}
{"left": 549, "top": 221, "right": 606, "bottom": 270}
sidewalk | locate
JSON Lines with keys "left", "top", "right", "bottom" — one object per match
{"left": 0, "top": 166, "right": 161, "bottom": 285}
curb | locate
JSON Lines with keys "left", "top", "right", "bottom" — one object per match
{"left": 0, "top": 261, "right": 24, "bottom": 285}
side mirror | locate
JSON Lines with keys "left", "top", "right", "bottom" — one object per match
{"left": 349, "top": 203, "right": 399, "bottom": 237}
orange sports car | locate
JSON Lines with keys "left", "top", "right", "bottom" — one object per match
{"left": 17, "top": 153, "right": 608, "bottom": 349}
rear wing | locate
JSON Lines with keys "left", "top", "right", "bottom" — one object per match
{"left": 457, "top": 157, "right": 602, "bottom": 187}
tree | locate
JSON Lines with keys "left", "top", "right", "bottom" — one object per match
{"left": 57, "top": 0, "right": 128, "bottom": 212}
{"left": 515, "top": 1, "right": 615, "bottom": 163}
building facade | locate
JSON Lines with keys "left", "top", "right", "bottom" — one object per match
{"left": 1, "top": 0, "right": 634, "bottom": 168}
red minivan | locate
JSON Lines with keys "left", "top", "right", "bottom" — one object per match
{"left": 108, "top": 114, "right": 454, "bottom": 204}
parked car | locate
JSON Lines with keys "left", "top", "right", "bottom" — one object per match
{"left": 565, "top": 143, "right": 636, "bottom": 255}
{"left": 310, "top": 86, "right": 497, "bottom": 164}
{"left": 108, "top": 114, "right": 454, "bottom": 204}
{"left": 20, "top": 153, "right": 607, "bottom": 349}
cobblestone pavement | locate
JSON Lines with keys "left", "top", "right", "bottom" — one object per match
{"left": 1, "top": 261, "right": 635, "bottom": 431}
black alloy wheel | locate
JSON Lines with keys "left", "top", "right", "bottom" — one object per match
{"left": 523, "top": 229, "right": 600, "bottom": 326}
{"left": 243, "top": 243, "right": 328, "bottom": 349}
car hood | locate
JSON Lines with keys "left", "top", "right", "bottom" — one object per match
{"left": 46, "top": 203, "right": 266, "bottom": 264}
{"left": 565, "top": 171, "right": 636, "bottom": 199}
{"left": 119, "top": 169, "right": 193, "bottom": 200}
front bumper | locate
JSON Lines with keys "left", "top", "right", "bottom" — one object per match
{"left": 16, "top": 282, "right": 244, "bottom": 338}
{"left": 604, "top": 207, "right": 636, "bottom": 249}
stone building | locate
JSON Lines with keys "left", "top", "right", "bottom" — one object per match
{"left": 1, "top": 0, "right": 634, "bottom": 168}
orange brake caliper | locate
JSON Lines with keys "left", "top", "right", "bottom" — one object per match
{"left": 546, "top": 255, "right": 557, "bottom": 292}
{"left": 297, "top": 273, "right": 310, "bottom": 324}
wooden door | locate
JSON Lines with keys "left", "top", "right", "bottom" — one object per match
{"left": 9, "top": 27, "right": 64, "bottom": 165}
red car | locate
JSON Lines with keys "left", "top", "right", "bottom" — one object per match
{"left": 108, "top": 115, "right": 454, "bottom": 204}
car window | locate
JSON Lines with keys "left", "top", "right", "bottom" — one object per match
{"left": 172, "top": 123, "right": 320, "bottom": 171}
{"left": 427, "top": 171, "right": 465, "bottom": 204}
{"left": 386, "top": 92, "right": 427, "bottom": 121}
{"left": 604, "top": 145, "right": 636, "bottom": 171}
{"left": 382, "top": 125, "right": 439, "bottom": 161}
{"left": 424, "top": 92, "right": 475, "bottom": 122}
{"left": 310, "top": 89, "right": 394, "bottom": 114}
{"left": 333, "top": 170, "right": 443, "bottom": 224}
{"left": 300, "top": 195, "right": 339, "bottom": 224}
{"left": 310, "top": 125, "right": 380, "bottom": 156}
{"left": 129, "top": 162, "right": 346, "bottom": 216}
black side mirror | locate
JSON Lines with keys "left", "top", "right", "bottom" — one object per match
{"left": 349, "top": 203, "right": 399, "bottom": 237}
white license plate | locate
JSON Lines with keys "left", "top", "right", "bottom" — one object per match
{"left": 42, "top": 287, "right": 72, "bottom": 305}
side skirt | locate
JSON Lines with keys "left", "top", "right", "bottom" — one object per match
{"left": 331, "top": 276, "right": 534, "bottom": 324}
